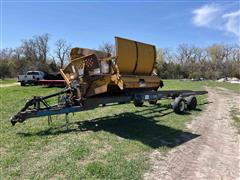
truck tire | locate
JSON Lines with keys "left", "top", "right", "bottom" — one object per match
{"left": 172, "top": 97, "right": 187, "bottom": 114}
{"left": 20, "top": 82, "right": 25, "bottom": 86}
{"left": 134, "top": 100, "right": 144, "bottom": 107}
{"left": 149, "top": 100, "right": 157, "bottom": 105}
{"left": 186, "top": 96, "right": 197, "bottom": 110}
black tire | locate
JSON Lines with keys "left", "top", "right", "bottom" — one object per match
{"left": 172, "top": 97, "right": 187, "bottom": 114}
{"left": 134, "top": 100, "right": 144, "bottom": 107}
{"left": 118, "top": 102, "right": 127, "bottom": 104}
{"left": 186, "top": 96, "right": 197, "bottom": 110}
{"left": 149, "top": 100, "right": 157, "bottom": 105}
{"left": 20, "top": 82, "right": 25, "bottom": 86}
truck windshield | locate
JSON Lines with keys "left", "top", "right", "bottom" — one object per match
{"left": 27, "top": 72, "right": 39, "bottom": 75}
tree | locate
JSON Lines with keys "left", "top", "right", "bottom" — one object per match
{"left": 99, "top": 42, "right": 114, "bottom": 55}
{"left": 35, "top": 33, "right": 49, "bottom": 63}
{"left": 0, "top": 61, "right": 11, "bottom": 78}
{"left": 21, "top": 39, "right": 37, "bottom": 62}
{"left": 21, "top": 33, "right": 49, "bottom": 63}
{"left": 0, "top": 48, "right": 14, "bottom": 61}
{"left": 54, "top": 39, "right": 71, "bottom": 68}
{"left": 231, "top": 44, "right": 240, "bottom": 62}
{"left": 176, "top": 44, "right": 196, "bottom": 64}
{"left": 156, "top": 48, "right": 173, "bottom": 75}
{"left": 13, "top": 47, "right": 23, "bottom": 61}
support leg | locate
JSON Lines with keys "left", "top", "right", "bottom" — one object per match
{"left": 65, "top": 113, "right": 69, "bottom": 130}
{"left": 48, "top": 115, "right": 52, "bottom": 126}
{"left": 72, "top": 112, "right": 75, "bottom": 123}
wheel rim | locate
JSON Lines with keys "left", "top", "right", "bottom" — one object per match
{"left": 179, "top": 100, "right": 185, "bottom": 112}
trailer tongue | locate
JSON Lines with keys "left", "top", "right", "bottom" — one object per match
{"left": 10, "top": 37, "right": 207, "bottom": 128}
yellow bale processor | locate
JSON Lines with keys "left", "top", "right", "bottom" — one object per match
{"left": 10, "top": 37, "right": 207, "bottom": 128}
{"left": 60, "top": 37, "right": 163, "bottom": 100}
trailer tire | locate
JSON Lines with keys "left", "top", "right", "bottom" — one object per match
{"left": 134, "top": 100, "right": 144, "bottom": 107}
{"left": 186, "top": 96, "right": 197, "bottom": 110}
{"left": 172, "top": 97, "right": 187, "bottom": 114}
{"left": 20, "top": 82, "right": 25, "bottom": 86}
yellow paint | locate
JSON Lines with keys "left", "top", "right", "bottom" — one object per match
{"left": 61, "top": 37, "right": 161, "bottom": 97}
{"left": 115, "top": 37, "right": 137, "bottom": 74}
{"left": 60, "top": 69, "right": 70, "bottom": 86}
{"left": 115, "top": 37, "right": 156, "bottom": 75}
{"left": 134, "top": 42, "right": 155, "bottom": 74}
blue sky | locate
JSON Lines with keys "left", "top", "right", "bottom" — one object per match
{"left": 1, "top": 0, "right": 239, "bottom": 54}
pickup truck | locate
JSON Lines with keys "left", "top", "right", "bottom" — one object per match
{"left": 18, "top": 71, "right": 44, "bottom": 86}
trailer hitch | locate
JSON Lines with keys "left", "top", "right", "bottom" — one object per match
{"left": 10, "top": 88, "right": 71, "bottom": 126}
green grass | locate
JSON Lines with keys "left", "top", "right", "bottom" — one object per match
{"left": 203, "top": 81, "right": 240, "bottom": 93}
{"left": 0, "top": 79, "right": 17, "bottom": 84}
{"left": 161, "top": 79, "right": 240, "bottom": 93}
{"left": 0, "top": 80, "right": 214, "bottom": 179}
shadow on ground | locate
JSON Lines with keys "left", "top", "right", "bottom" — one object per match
{"left": 76, "top": 113, "right": 200, "bottom": 148}
{"left": 18, "top": 103, "right": 205, "bottom": 149}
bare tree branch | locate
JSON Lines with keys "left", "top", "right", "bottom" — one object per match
{"left": 54, "top": 39, "right": 71, "bottom": 68}
{"left": 98, "top": 42, "right": 114, "bottom": 55}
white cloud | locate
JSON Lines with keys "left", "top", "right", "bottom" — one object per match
{"left": 192, "top": 4, "right": 221, "bottom": 27}
{"left": 222, "top": 10, "right": 240, "bottom": 37}
{"left": 192, "top": 4, "right": 240, "bottom": 38}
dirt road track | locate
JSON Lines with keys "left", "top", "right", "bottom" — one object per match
{"left": 144, "top": 88, "right": 240, "bottom": 180}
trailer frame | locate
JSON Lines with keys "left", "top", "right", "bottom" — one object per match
{"left": 10, "top": 88, "right": 207, "bottom": 128}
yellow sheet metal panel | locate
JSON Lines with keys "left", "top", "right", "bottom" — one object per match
{"left": 115, "top": 37, "right": 137, "bottom": 74}
{"left": 115, "top": 37, "right": 156, "bottom": 75}
{"left": 135, "top": 42, "right": 155, "bottom": 75}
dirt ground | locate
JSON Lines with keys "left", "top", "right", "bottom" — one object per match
{"left": 144, "top": 87, "right": 240, "bottom": 180}
{"left": 0, "top": 82, "right": 19, "bottom": 88}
